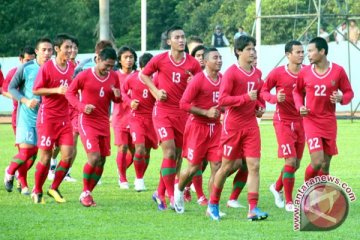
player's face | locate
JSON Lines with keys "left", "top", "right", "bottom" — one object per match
{"left": 194, "top": 49, "right": 205, "bottom": 68}
{"left": 239, "top": 42, "right": 255, "bottom": 64}
{"left": 98, "top": 58, "right": 115, "bottom": 76}
{"left": 252, "top": 52, "right": 258, "bottom": 67}
{"left": 205, "top": 51, "right": 222, "bottom": 72}
{"left": 70, "top": 43, "right": 78, "bottom": 60}
{"left": 167, "top": 30, "right": 186, "bottom": 51}
{"left": 188, "top": 42, "right": 201, "bottom": 55}
{"left": 21, "top": 53, "right": 36, "bottom": 64}
{"left": 36, "top": 42, "right": 53, "bottom": 64}
{"left": 120, "top": 51, "right": 135, "bottom": 70}
{"left": 288, "top": 45, "right": 304, "bottom": 65}
{"left": 307, "top": 43, "right": 323, "bottom": 64}
{"left": 56, "top": 39, "right": 73, "bottom": 61}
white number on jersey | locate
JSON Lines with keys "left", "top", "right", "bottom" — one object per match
{"left": 142, "top": 89, "right": 148, "bottom": 98}
{"left": 187, "top": 148, "right": 194, "bottom": 160}
{"left": 157, "top": 127, "right": 168, "bottom": 139}
{"left": 25, "top": 131, "right": 34, "bottom": 142}
{"left": 308, "top": 137, "right": 320, "bottom": 150}
{"left": 223, "top": 145, "right": 233, "bottom": 157}
{"left": 131, "top": 132, "right": 137, "bottom": 141}
{"left": 172, "top": 72, "right": 181, "bottom": 83}
{"left": 86, "top": 139, "right": 92, "bottom": 150}
{"left": 40, "top": 136, "right": 51, "bottom": 147}
{"left": 213, "top": 91, "right": 219, "bottom": 103}
{"left": 60, "top": 79, "right": 68, "bottom": 87}
{"left": 281, "top": 144, "right": 292, "bottom": 156}
{"left": 99, "top": 87, "right": 105, "bottom": 97}
{"left": 314, "top": 85, "right": 326, "bottom": 96}
{"left": 247, "top": 82, "right": 255, "bottom": 92}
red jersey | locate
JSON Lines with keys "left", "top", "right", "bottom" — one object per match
{"left": 0, "top": 69, "right": 4, "bottom": 87}
{"left": 66, "top": 67, "right": 121, "bottom": 135}
{"left": 180, "top": 71, "right": 221, "bottom": 124}
{"left": 142, "top": 51, "right": 202, "bottom": 115}
{"left": 293, "top": 62, "right": 354, "bottom": 138}
{"left": 122, "top": 71, "right": 155, "bottom": 116}
{"left": 3, "top": 67, "right": 18, "bottom": 123}
{"left": 112, "top": 70, "right": 136, "bottom": 129}
{"left": 33, "top": 59, "right": 75, "bottom": 123}
{"left": 261, "top": 65, "right": 302, "bottom": 121}
{"left": 219, "top": 64, "right": 264, "bottom": 131}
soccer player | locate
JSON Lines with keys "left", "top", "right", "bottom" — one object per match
{"left": 70, "top": 37, "right": 79, "bottom": 65}
{"left": 66, "top": 47, "right": 121, "bottom": 207}
{"left": 140, "top": 25, "right": 202, "bottom": 210}
{"left": 187, "top": 35, "right": 203, "bottom": 55}
{"left": 260, "top": 40, "right": 305, "bottom": 212}
{"left": 112, "top": 46, "right": 138, "bottom": 189}
{"left": 174, "top": 48, "right": 222, "bottom": 213}
{"left": 32, "top": 33, "right": 75, "bottom": 204}
{"left": 3, "top": 39, "right": 52, "bottom": 195}
{"left": 207, "top": 36, "right": 268, "bottom": 221}
{"left": 293, "top": 37, "right": 354, "bottom": 181}
{"left": 191, "top": 45, "right": 206, "bottom": 70}
{"left": 121, "top": 53, "right": 156, "bottom": 191}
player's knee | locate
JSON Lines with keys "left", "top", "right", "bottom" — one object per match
{"left": 135, "top": 145, "right": 146, "bottom": 155}
{"left": 118, "top": 144, "right": 128, "bottom": 153}
{"left": 247, "top": 159, "right": 260, "bottom": 173}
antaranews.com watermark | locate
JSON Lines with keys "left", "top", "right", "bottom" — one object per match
{"left": 294, "top": 175, "right": 356, "bottom": 231}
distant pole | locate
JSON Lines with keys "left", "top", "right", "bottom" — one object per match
{"left": 256, "top": 0, "right": 261, "bottom": 66}
{"left": 141, "top": 0, "right": 147, "bottom": 52}
{"left": 99, "top": 0, "right": 110, "bottom": 40}
{"left": 317, "top": 0, "right": 321, "bottom": 36}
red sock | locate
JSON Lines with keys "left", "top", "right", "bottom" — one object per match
{"left": 157, "top": 173, "right": 166, "bottom": 198}
{"left": 175, "top": 177, "right": 179, "bottom": 185}
{"left": 126, "top": 152, "right": 133, "bottom": 169}
{"left": 8, "top": 147, "right": 37, "bottom": 175}
{"left": 34, "top": 162, "right": 50, "bottom": 194}
{"left": 83, "top": 162, "right": 95, "bottom": 192}
{"left": 143, "top": 154, "right": 150, "bottom": 175}
{"left": 248, "top": 192, "right": 259, "bottom": 211}
{"left": 192, "top": 171, "right": 205, "bottom": 199}
{"left": 133, "top": 153, "right": 145, "bottom": 179}
{"left": 89, "top": 165, "right": 104, "bottom": 192}
{"left": 229, "top": 168, "right": 248, "bottom": 201}
{"left": 116, "top": 152, "right": 127, "bottom": 182}
{"left": 160, "top": 158, "right": 176, "bottom": 198}
{"left": 317, "top": 169, "right": 329, "bottom": 176}
{"left": 275, "top": 167, "right": 284, "bottom": 192}
{"left": 283, "top": 165, "right": 296, "bottom": 203}
{"left": 51, "top": 161, "right": 71, "bottom": 190}
{"left": 17, "top": 162, "right": 28, "bottom": 188}
{"left": 305, "top": 164, "right": 318, "bottom": 181}
{"left": 210, "top": 184, "right": 223, "bottom": 205}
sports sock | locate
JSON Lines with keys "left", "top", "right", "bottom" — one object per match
{"left": 126, "top": 152, "right": 133, "bottom": 169}
{"left": 229, "top": 167, "right": 248, "bottom": 201}
{"left": 83, "top": 162, "right": 95, "bottom": 192}
{"left": 275, "top": 167, "right": 284, "bottom": 192}
{"left": 89, "top": 164, "right": 104, "bottom": 192}
{"left": 192, "top": 169, "right": 205, "bottom": 199}
{"left": 8, "top": 147, "right": 37, "bottom": 175}
{"left": 157, "top": 173, "right": 166, "bottom": 199}
{"left": 143, "top": 154, "right": 150, "bottom": 175}
{"left": 317, "top": 169, "right": 329, "bottom": 176}
{"left": 283, "top": 165, "right": 296, "bottom": 203}
{"left": 116, "top": 151, "right": 128, "bottom": 182}
{"left": 305, "top": 164, "right": 318, "bottom": 181}
{"left": 51, "top": 161, "right": 71, "bottom": 190}
{"left": 160, "top": 158, "right": 177, "bottom": 198}
{"left": 248, "top": 192, "right": 259, "bottom": 211}
{"left": 209, "top": 184, "right": 222, "bottom": 205}
{"left": 133, "top": 153, "right": 145, "bottom": 179}
{"left": 34, "top": 161, "right": 50, "bottom": 194}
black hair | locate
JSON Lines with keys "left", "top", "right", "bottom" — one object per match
{"left": 139, "top": 53, "right": 153, "bottom": 68}
{"left": 98, "top": 47, "right": 117, "bottom": 61}
{"left": 187, "top": 36, "right": 203, "bottom": 45}
{"left": 53, "top": 33, "right": 73, "bottom": 48}
{"left": 234, "top": 35, "right": 256, "bottom": 58}
{"left": 203, "top": 47, "right": 218, "bottom": 60}
{"left": 35, "top": 37, "right": 52, "bottom": 49}
{"left": 191, "top": 45, "right": 207, "bottom": 57}
{"left": 309, "top": 37, "right": 328, "bottom": 55}
{"left": 117, "top": 46, "right": 137, "bottom": 70}
{"left": 166, "top": 25, "right": 184, "bottom": 39}
{"left": 71, "top": 36, "right": 79, "bottom": 48}
{"left": 285, "top": 40, "right": 302, "bottom": 54}
{"left": 19, "top": 46, "right": 35, "bottom": 58}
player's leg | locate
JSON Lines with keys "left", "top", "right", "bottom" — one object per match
{"left": 133, "top": 143, "right": 147, "bottom": 191}
{"left": 48, "top": 146, "right": 59, "bottom": 180}
{"left": 32, "top": 148, "right": 52, "bottom": 204}
{"left": 64, "top": 132, "right": 79, "bottom": 182}
{"left": 227, "top": 161, "right": 247, "bottom": 208}
{"left": 80, "top": 151, "right": 101, "bottom": 207}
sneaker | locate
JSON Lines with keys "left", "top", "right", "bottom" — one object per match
{"left": 197, "top": 196, "right": 208, "bottom": 206}
{"left": 47, "top": 169, "right": 55, "bottom": 181}
{"left": 119, "top": 180, "right": 129, "bottom": 189}
{"left": 16, "top": 181, "right": 22, "bottom": 193}
{"left": 47, "top": 188, "right": 66, "bottom": 203}
{"left": 219, "top": 210, "right": 226, "bottom": 218}
{"left": 64, "top": 173, "right": 77, "bottom": 182}
{"left": 79, "top": 191, "right": 94, "bottom": 207}
{"left": 270, "top": 183, "right": 285, "bottom": 208}
{"left": 174, "top": 187, "right": 185, "bottom": 214}
{"left": 227, "top": 199, "right": 246, "bottom": 208}
{"left": 97, "top": 179, "right": 102, "bottom": 185}
{"left": 247, "top": 207, "right": 268, "bottom": 221}
{"left": 206, "top": 203, "right": 220, "bottom": 221}
{"left": 134, "top": 178, "right": 146, "bottom": 192}
{"left": 190, "top": 183, "right": 196, "bottom": 192}
{"left": 4, "top": 167, "right": 14, "bottom": 192}
{"left": 31, "top": 192, "right": 45, "bottom": 204}
{"left": 285, "top": 202, "right": 294, "bottom": 212}
{"left": 152, "top": 192, "right": 167, "bottom": 211}
{"left": 169, "top": 196, "right": 175, "bottom": 210}
{"left": 184, "top": 187, "right": 192, "bottom": 202}
{"left": 21, "top": 187, "right": 31, "bottom": 195}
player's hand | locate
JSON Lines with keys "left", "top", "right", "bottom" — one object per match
{"left": 299, "top": 106, "right": 309, "bottom": 116}
{"left": 131, "top": 99, "right": 140, "bottom": 110}
{"left": 277, "top": 89, "right": 286, "bottom": 102}
{"left": 26, "top": 98, "right": 39, "bottom": 109}
{"left": 84, "top": 104, "right": 96, "bottom": 114}
{"left": 330, "top": 91, "right": 342, "bottom": 104}
{"left": 206, "top": 106, "right": 220, "bottom": 119}
{"left": 186, "top": 71, "right": 193, "bottom": 83}
{"left": 248, "top": 90, "right": 257, "bottom": 101}
{"left": 255, "top": 107, "right": 265, "bottom": 118}
{"left": 156, "top": 89, "right": 167, "bottom": 101}
{"left": 57, "top": 85, "right": 68, "bottom": 95}
{"left": 112, "top": 87, "right": 121, "bottom": 98}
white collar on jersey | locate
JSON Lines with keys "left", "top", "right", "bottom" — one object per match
{"left": 91, "top": 67, "right": 110, "bottom": 82}
{"left": 311, "top": 62, "right": 333, "bottom": 79}
{"left": 52, "top": 59, "right": 69, "bottom": 74}
{"left": 284, "top": 64, "right": 302, "bottom": 78}
{"left": 119, "top": 69, "right": 135, "bottom": 75}
{"left": 203, "top": 70, "right": 221, "bottom": 86}
{"left": 168, "top": 51, "right": 186, "bottom": 67}
{"left": 236, "top": 62, "right": 256, "bottom": 76}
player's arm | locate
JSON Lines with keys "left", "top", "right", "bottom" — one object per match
{"left": 260, "top": 71, "right": 280, "bottom": 104}
{"left": 256, "top": 80, "right": 266, "bottom": 118}
{"left": 0, "top": 70, "right": 4, "bottom": 94}
{"left": 2, "top": 70, "right": 15, "bottom": 99}
{"left": 140, "top": 58, "right": 167, "bottom": 101}
{"left": 331, "top": 68, "right": 354, "bottom": 105}
{"left": 33, "top": 66, "right": 67, "bottom": 96}
{"left": 111, "top": 75, "right": 121, "bottom": 103}
{"left": 120, "top": 76, "right": 134, "bottom": 107}
{"left": 293, "top": 72, "right": 309, "bottom": 116}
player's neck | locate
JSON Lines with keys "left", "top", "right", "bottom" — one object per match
{"left": 287, "top": 63, "right": 301, "bottom": 74}
{"left": 121, "top": 68, "right": 132, "bottom": 74}
{"left": 314, "top": 59, "right": 329, "bottom": 74}
{"left": 36, "top": 58, "right": 46, "bottom": 66}
{"left": 170, "top": 49, "right": 184, "bottom": 63}
{"left": 238, "top": 59, "right": 252, "bottom": 72}
{"left": 205, "top": 68, "right": 218, "bottom": 81}
{"left": 55, "top": 57, "right": 67, "bottom": 70}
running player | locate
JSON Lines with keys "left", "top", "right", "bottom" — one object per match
{"left": 261, "top": 40, "right": 305, "bottom": 212}
{"left": 3, "top": 39, "right": 52, "bottom": 195}
{"left": 293, "top": 37, "right": 354, "bottom": 181}
{"left": 174, "top": 48, "right": 223, "bottom": 213}
{"left": 32, "top": 33, "right": 75, "bottom": 204}
{"left": 112, "top": 46, "right": 138, "bottom": 189}
{"left": 66, "top": 47, "right": 121, "bottom": 207}
{"left": 207, "top": 36, "right": 268, "bottom": 221}
{"left": 140, "top": 25, "right": 202, "bottom": 210}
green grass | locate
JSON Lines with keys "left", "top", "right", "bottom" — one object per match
{"left": 0, "top": 120, "right": 359, "bottom": 240}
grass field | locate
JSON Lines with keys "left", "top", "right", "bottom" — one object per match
{"left": 0, "top": 120, "right": 359, "bottom": 240}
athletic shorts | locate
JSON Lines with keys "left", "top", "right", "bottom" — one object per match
{"left": 113, "top": 126, "right": 133, "bottom": 147}
{"left": 79, "top": 126, "right": 111, "bottom": 156}
{"left": 71, "top": 114, "right": 79, "bottom": 134}
{"left": 220, "top": 127, "right": 261, "bottom": 160}
{"left": 152, "top": 114, "right": 186, "bottom": 148}
{"left": 273, "top": 120, "right": 305, "bottom": 159}
{"left": 15, "top": 125, "right": 37, "bottom": 146}
{"left": 37, "top": 121, "right": 74, "bottom": 150}
{"left": 129, "top": 114, "right": 158, "bottom": 149}
{"left": 182, "top": 121, "right": 221, "bottom": 165}
{"left": 306, "top": 135, "right": 338, "bottom": 156}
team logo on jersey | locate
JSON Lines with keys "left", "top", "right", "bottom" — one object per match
{"left": 331, "top": 80, "right": 336, "bottom": 86}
